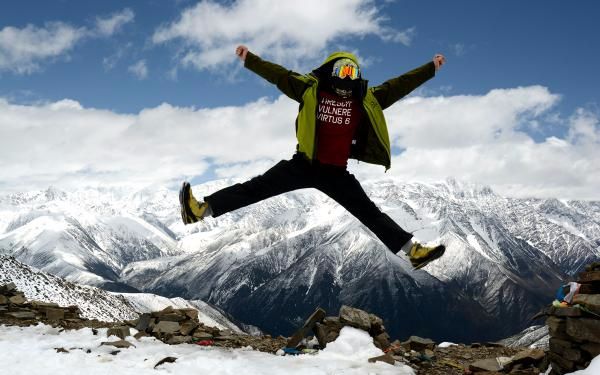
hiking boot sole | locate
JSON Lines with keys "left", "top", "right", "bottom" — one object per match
{"left": 412, "top": 245, "right": 446, "bottom": 270}
{"left": 179, "top": 181, "right": 198, "bottom": 225}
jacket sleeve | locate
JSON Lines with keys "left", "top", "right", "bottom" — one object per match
{"left": 244, "top": 52, "right": 310, "bottom": 103}
{"left": 371, "top": 61, "right": 436, "bottom": 110}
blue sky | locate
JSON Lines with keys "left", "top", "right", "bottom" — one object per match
{"left": 1, "top": 0, "right": 599, "bottom": 199}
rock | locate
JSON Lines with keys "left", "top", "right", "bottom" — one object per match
{"left": 31, "top": 301, "right": 59, "bottom": 308}
{"left": 469, "top": 358, "right": 503, "bottom": 372}
{"left": 579, "top": 283, "right": 600, "bottom": 294}
{"left": 45, "top": 308, "right": 65, "bottom": 321}
{"left": 546, "top": 316, "right": 569, "bottom": 339}
{"left": 154, "top": 357, "right": 177, "bottom": 369}
{"left": 424, "top": 349, "right": 436, "bottom": 361}
{"left": 0, "top": 295, "right": 8, "bottom": 305}
{"left": 578, "top": 271, "right": 600, "bottom": 283}
{"left": 566, "top": 317, "right": 600, "bottom": 343}
{"left": 133, "top": 332, "right": 148, "bottom": 340}
{"left": 339, "top": 305, "right": 371, "bottom": 331}
{"left": 213, "top": 335, "right": 237, "bottom": 341}
{"left": 107, "top": 326, "right": 131, "bottom": 340}
{"left": 401, "top": 336, "right": 435, "bottom": 351}
{"left": 580, "top": 342, "right": 600, "bottom": 357}
{"left": 135, "top": 313, "right": 151, "bottom": 332}
{"left": 368, "top": 314, "right": 385, "bottom": 335}
{"left": 100, "top": 340, "right": 135, "bottom": 349}
{"left": 0, "top": 282, "right": 17, "bottom": 293}
{"left": 167, "top": 336, "right": 192, "bottom": 345}
{"left": 9, "top": 294, "right": 26, "bottom": 305}
{"left": 549, "top": 306, "right": 583, "bottom": 317}
{"left": 573, "top": 294, "right": 600, "bottom": 314}
{"left": 507, "top": 348, "right": 545, "bottom": 368}
{"left": 470, "top": 342, "right": 482, "bottom": 348}
{"left": 549, "top": 337, "right": 573, "bottom": 355}
{"left": 159, "top": 313, "right": 187, "bottom": 322}
{"left": 152, "top": 306, "right": 174, "bottom": 317}
{"left": 179, "top": 308, "right": 199, "bottom": 321}
{"left": 192, "top": 330, "right": 214, "bottom": 340}
{"left": 152, "top": 321, "right": 181, "bottom": 334}
{"left": 373, "top": 332, "right": 390, "bottom": 350}
{"left": 287, "top": 307, "right": 326, "bottom": 348}
{"left": 6, "top": 311, "right": 36, "bottom": 319}
{"left": 368, "top": 353, "right": 395, "bottom": 365}
{"left": 54, "top": 347, "right": 69, "bottom": 353}
{"left": 548, "top": 352, "right": 574, "bottom": 373}
{"left": 180, "top": 321, "right": 199, "bottom": 336}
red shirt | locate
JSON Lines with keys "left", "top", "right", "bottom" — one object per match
{"left": 315, "top": 91, "right": 362, "bottom": 167}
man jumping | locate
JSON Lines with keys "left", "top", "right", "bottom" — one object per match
{"left": 180, "top": 45, "right": 447, "bottom": 270}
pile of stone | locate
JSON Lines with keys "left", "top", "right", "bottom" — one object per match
{"left": 0, "top": 282, "right": 84, "bottom": 325}
{"left": 546, "top": 262, "right": 600, "bottom": 374}
{"left": 120, "top": 305, "right": 286, "bottom": 352}
{"left": 286, "top": 305, "right": 391, "bottom": 351}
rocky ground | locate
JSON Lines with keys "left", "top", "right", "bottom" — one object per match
{"left": 0, "top": 281, "right": 551, "bottom": 374}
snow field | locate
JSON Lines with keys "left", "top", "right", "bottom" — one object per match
{"left": 0, "top": 325, "right": 416, "bottom": 375}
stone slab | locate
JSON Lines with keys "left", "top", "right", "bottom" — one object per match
{"left": 339, "top": 305, "right": 371, "bottom": 331}
{"left": 287, "top": 307, "right": 326, "bottom": 348}
{"left": 9, "top": 295, "right": 26, "bottom": 305}
{"left": 152, "top": 321, "right": 181, "bottom": 334}
{"left": 469, "top": 358, "right": 503, "bottom": 372}
{"left": 180, "top": 321, "right": 199, "bottom": 336}
{"left": 0, "top": 282, "right": 16, "bottom": 293}
{"left": 578, "top": 271, "right": 600, "bottom": 283}
{"left": 0, "top": 295, "right": 8, "bottom": 305}
{"left": 167, "top": 336, "right": 192, "bottom": 345}
{"left": 107, "top": 326, "right": 131, "bottom": 340}
{"left": 401, "top": 336, "right": 435, "bottom": 351}
{"left": 135, "top": 313, "right": 151, "bottom": 332}
{"left": 581, "top": 342, "right": 600, "bottom": 357}
{"left": 549, "top": 306, "right": 582, "bottom": 317}
{"left": 573, "top": 294, "right": 600, "bottom": 314}
{"left": 566, "top": 317, "right": 600, "bottom": 343}
{"left": 368, "top": 353, "right": 395, "bottom": 365}
{"left": 579, "top": 283, "right": 600, "bottom": 294}
{"left": 546, "top": 316, "right": 569, "bottom": 339}
{"left": 45, "top": 308, "right": 65, "bottom": 321}
{"left": 6, "top": 311, "right": 36, "bottom": 319}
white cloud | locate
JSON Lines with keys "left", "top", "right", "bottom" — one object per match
{"left": 0, "top": 22, "right": 85, "bottom": 74}
{"left": 94, "top": 8, "right": 135, "bottom": 37}
{"left": 1, "top": 86, "right": 599, "bottom": 200}
{"left": 0, "top": 9, "right": 135, "bottom": 74}
{"left": 152, "top": 0, "right": 415, "bottom": 71}
{"left": 128, "top": 60, "right": 149, "bottom": 79}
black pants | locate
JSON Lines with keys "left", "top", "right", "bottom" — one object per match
{"left": 204, "top": 153, "right": 413, "bottom": 254}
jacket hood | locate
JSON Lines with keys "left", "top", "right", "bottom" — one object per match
{"left": 320, "top": 51, "right": 360, "bottom": 68}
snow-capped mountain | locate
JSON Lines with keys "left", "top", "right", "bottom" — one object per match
{"left": 1, "top": 179, "right": 599, "bottom": 342}
{"left": 0, "top": 186, "right": 182, "bottom": 290}
{"left": 0, "top": 255, "right": 244, "bottom": 332}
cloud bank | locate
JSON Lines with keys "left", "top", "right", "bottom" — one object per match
{"left": 152, "top": 0, "right": 415, "bottom": 71}
{"left": 1, "top": 86, "right": 599, "bottom": 199}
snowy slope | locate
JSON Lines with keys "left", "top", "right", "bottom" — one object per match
{"left": 0, "top": 255, "right": 242, "bottom": 332}
{"left": 0, "top": 255, "right": 137, "bottom": 321}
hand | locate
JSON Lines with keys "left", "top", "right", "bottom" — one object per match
{"left": 236, "top": 45, "right": 249, "bottom": 61}
{"left": 433, "top": 54, "right": 446, "bottom": 71}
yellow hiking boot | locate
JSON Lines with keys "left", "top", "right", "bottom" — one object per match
{"left": 179, "top": 182, "right": 209, "bottom": 225}
{"left": 408, "top": 243, "right": 446, "bottom": 270}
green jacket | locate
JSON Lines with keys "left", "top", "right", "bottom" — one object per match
{"left": 244, "top": 51, "right": 435, "bottom": 170}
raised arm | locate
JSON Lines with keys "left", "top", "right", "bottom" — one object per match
{"left": 372, "top": 54, "right": 446, "bottom": 110}
{"left": 236, "top": 45, "right": 310, "bottom": 103}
